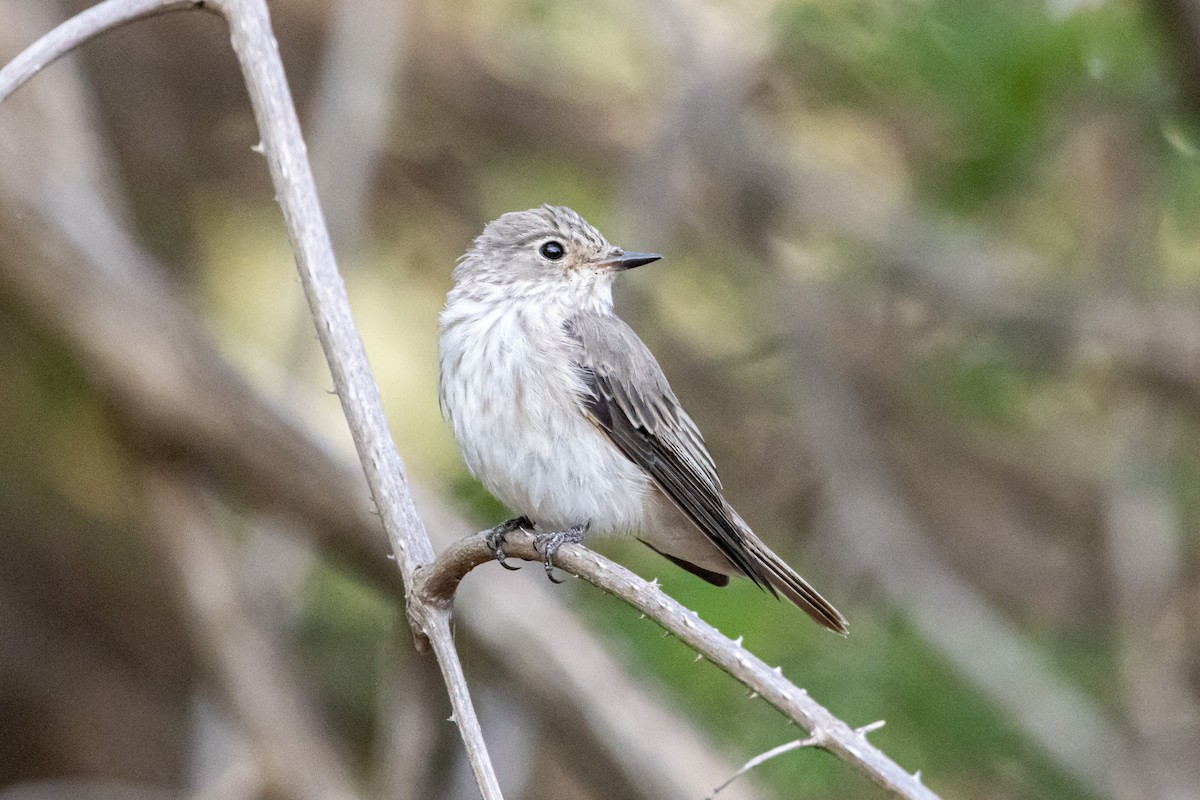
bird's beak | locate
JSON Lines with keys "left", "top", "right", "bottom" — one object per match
{"left": 598, "top": 251, "right": 662, "bottom": 270}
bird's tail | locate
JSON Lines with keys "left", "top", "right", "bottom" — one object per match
{"left": 732, "top": 510, "right": 849, "bottom": 635}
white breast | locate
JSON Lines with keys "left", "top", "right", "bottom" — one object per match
{"left": 439, "top": 287, "right": 651, "bottom": 534}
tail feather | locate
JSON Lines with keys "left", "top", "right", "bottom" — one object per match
{"left": 744, "top": 534, "right": 848, "bottom": 635}
{"left": 727, "top": 508, "right": 848, "bottom": 635}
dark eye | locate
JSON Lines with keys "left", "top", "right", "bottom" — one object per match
{"left": 539, "top": 240, "right": 565, "bottom": 260}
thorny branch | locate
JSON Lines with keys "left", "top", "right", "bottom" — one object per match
{"left": 417, "top": 530, "right": 940, "bottom": 800}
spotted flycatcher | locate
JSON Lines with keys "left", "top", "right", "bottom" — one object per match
{"left": 439, "top": 205, "right": 847, "bottom": 633}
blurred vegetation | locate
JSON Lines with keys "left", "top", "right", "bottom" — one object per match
{"left": 4, "top": 0, "right": 1200, "bottom": 799}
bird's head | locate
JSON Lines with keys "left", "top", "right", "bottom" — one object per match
{"left": 454, "top": 206, "right": 660, "bottom": 302}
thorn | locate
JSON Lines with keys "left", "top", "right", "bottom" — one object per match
{"left": 913, "top": 770, "right": 922, "bottom": 783}
{"left": 661, "top": 629, "right": 672, "bottom": 638}
{"left": 447, "top": 714, "right": 457, "bottom": 724}
{"left": 856, "top": 720, "right": 886, "bottom": 737}
{"left": 386, "top": 553, "right": 396, "bottom": 561}
{"left": 250, "top": 140, "right": 265, "bottom": 154}
{"left": 772, "top": 665, "right": 783, "bottom": 674}
{"left": 638, "top": 613, "right": 646, "bottom": 620}
{"left": 648, "top": 577, "right": 659, "bottom": 588}
{"left": 693, "top": 651, "right": 704, "bottom": 662}
{"left": 746, "top": 691, "right": 759, "bottom": 700}
{"left": 732, "top": 635, "right": 744, "bottom": 647}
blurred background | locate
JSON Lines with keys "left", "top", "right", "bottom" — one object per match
{"left": 2, "top": 0, "right": 1200, "bottom": 798}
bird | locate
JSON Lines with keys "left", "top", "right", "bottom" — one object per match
{"left": 438, "top": 205, "right": 847, "bottom": 634}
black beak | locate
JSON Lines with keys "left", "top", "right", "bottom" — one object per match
{"left": 600, "top": 251, "right": 662, "bottom": 270}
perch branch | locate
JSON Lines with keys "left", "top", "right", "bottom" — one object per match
{"left": 414, "top": 530, "right": 940, "bottom": 800}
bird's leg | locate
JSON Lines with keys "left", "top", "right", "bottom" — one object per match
{"left": 485, "top": 516, "right": 532, "bottom": 571}
{"left": 534, "top": 522, "right": 589, "bottom": 584}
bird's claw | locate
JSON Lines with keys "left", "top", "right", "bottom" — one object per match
{"left": 534, "top": 523, "right": 588, "bottom": 583}
{"left": 485, "top": 516, "right": 531, "bottom": 571}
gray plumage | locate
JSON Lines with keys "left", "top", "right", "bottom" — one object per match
{"left": 439, "top": 205, "right": 847, "bottom": 634}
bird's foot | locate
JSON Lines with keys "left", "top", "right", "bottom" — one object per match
{"left": 533, "top": 522, "right": 589, "bottom": 584}
{"left": 485, "top": 516, "right": 532, "bottom": 571}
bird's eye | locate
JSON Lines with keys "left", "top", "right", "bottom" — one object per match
{"left": 539, "top": 240, "right": 566, "bottom": 260}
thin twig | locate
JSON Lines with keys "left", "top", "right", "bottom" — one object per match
{"left": 707, "top": 735, "right": 820, "bottom": 799}
{"left": 415, "top": 530, "right": 940, "bottom": 800}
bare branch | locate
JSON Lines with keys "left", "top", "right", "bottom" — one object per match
{"left": 204, "top": 0, "right": 437, "bottom": 581}
{"left": 203, "top": 1, "right": 500, "bottom": 794}
{"left": 414, "top": 529, "right": 941, "bottom": 800}
{"left": 0, "top": 2, "right": 498, "bottom": 795}
{"left": 0, "top": 0, "right": 201, "bottom": 105}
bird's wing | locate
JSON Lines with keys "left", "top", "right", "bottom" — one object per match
{"left": 566, "top": 311, "right": 849, "bottom": 634}
{"left": 565, "top": 311, "right": 774, "bottom": 591}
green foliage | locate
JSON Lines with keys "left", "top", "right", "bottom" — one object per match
{"left": 773, "top": 0, "right": 1169, "bottom": 210}
{"left": 909, "top": 336, "right": 1040, "bottom": 429}
{"left": 297, "top": 564, "right": 396, "bottom": 756}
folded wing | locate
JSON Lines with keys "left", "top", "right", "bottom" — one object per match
{"left": 565, "top": 311, "right": 848, "bottom": 634}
